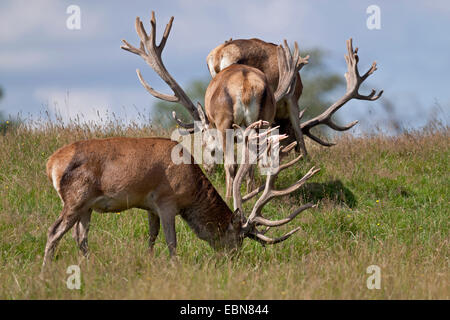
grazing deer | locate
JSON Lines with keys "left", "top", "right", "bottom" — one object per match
{"left": 207, "top": 38, "right": 308, "bottom": 154}
{"left": 42, "top": 120, "right": 319, "bottom": 268}
{"left": 207, "top": 38, "right": 383, "bottom": 152}
{"left": 121, "top": 12, "right": 309, "bottom": 199}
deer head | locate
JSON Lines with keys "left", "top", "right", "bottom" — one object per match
{"left": 198, "top": 120, "right": 320, "bottom": 250}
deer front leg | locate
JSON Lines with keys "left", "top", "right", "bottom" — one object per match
{"left": 287, "top": 96, "right": 307, "bottom": 155}
{"left": 155, "top": 203, "right": 177, "bottom": 258}
{"left": 225, "top": 163, "right": 236, "bottom": 200}
{"left": 147, "top": 210, "right": 160, "bottom": 255}
{"left": 222, "top": 128, "right": 237, "bottom": 201}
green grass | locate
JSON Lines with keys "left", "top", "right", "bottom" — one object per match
{"left": 0, "top": 120, "right": 448, "bottom": 299}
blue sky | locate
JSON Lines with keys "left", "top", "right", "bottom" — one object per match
{"left": 0, "top": 0, "right": 449, "bottom": 132}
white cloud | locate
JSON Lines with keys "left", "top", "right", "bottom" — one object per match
{"left": 34, "top": 87, "right": 111, "bottom": 122}
{"left": 0, "top": 51, "right": 51, "bottom": 70}
{"left": 0, "top": 0, "right": 106, "bottom": 43}
{"left": 33, "top": 86, "right": 155, "bottom": 124}
{"left": 161, "top": 0, "right": 313, "bottom": 54}
{"left": 422, "top": 0, "right": 450, "bottom": 16}
{"left": 0, "top": 0, "right": 64, "bottom": 42}
{"left": 231, "top": 0, "right": 311, "bottom": 37}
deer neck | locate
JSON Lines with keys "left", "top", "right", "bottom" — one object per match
{"left": 180, "top": 168, "right": 233, "bottom": 245}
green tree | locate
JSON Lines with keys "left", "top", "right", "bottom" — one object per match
{"left": 0, "top": 86, "right": 4, "bottom": 121}
{"left": 0, "top": 86, "right": 12, "bottom": 135}
{"left": 298, "top": 49, "right": 344, "bottom": 125}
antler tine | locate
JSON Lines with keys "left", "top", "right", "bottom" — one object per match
{"left": 121, "top": 39, "right": 143, "bottom": 56}
{"left": 249, "top": 226, "right": 302, "bottom": 245}
{"left": 172, "top": 111, "right": 194, "bottom": 133}
{"left": 252, "top": 203, "right": 316, "bottom": 227}
{"left": 283, "top": 39, "right": 294, "bottom": 71}
{"left": 291, "top": 41, "right": 310, "bottom": 71}
{"left": 231, "top": 124, "right": 320, "bottom": 244}
{"left": 135, "top": 17, "right": 148, "bottom": 45}
{"left": 154, "top": 12, "right": 174, "bottom": 54}
{"left": 245, "top": 165, "right": 319, "bottom": 224}
{"left": 238, "top": 133, "right": 291, "bottom": 204}
{"left": 136, "top": 69, "right": 178, "bottom": 102}
{"left": 300, "top": 38, "right": 383, "bottom": 146}
{"left": 281, "top": 141, "right": 297, "bottom": 154}
{"left": 250, "top": 126, "right": 281, "bottom": 143}
{"left": 304, "top": 130, "right": 336, "bottom": 147}
{"left": 242, "top": 184, "right": 265, "bottom": 203}
{"left": 248, "top": 204, "right": 317, "bottom": 245}
{"left": 295, "top": 41, "right": 310, "bottom": 71}
{"left": 242, "top": 138, "right": 299, "bottom": 205}
{"left": 273, "top": 40, "right": 309, "bottom": 102}
{"left": 172, "top": 103, "right": 208, "bottom": 133}
{"left": 232, "top": 120, "right": 271, "bottom": 212}
{"left": 121, "top": 11, "right": 201, "bottom": 124}
{"left": 196, "top": 102, "right": 208, "bottom": 126}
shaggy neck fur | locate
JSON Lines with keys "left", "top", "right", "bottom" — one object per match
{"left": 180, "top": 167, "right": 233, "bottom": 245}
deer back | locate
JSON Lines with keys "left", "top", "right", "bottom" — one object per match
{"left": 204, "top": 64, "right": 276, "bottom": 131}
{"left": 46, "top": 137, "right": 232, "bottom": 228}
{"left": 206, "top": 38, "right": 303, "bottom": 102}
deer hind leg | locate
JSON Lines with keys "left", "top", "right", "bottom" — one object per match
{"left": 147, "top": 210, "right": 160, "bottom": 255}
{"left": 73, "top": 209, "right": 92, "bottom": 256}
{"left": 75, "top": 209, "right": 92, "bottom": 257}
{"left": 72, "top": 219, "right": 81, "bottom": 245}
{"left": 245, "top": 164, "right": 256, "bottom": 193}
{"left": 42, "top": 206, "right": 79, "bottom": 268}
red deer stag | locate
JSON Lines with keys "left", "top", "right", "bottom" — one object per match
{"left": 207, "top": 38, "right": 308, "bottom": 154}
{"left": 121, "top": 12, "right": 309, "bottom": 199}
{"left": 207, "top": 38, "right": 383, "bottom": 152}
{"left": 42, "top": 120, "right": 319, "bottom": 268}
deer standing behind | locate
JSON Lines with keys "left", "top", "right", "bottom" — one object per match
{"left": 208, "top": 38, "right": 308, "bottom": 154}
{"left": 121, "top": 12, "right": 309, "bottom": 199}
{"left": 42, "top": 120, "right": 319, "bottom": 268}
{"left": 207, "top": 37, "right": 383, "bottom": 153}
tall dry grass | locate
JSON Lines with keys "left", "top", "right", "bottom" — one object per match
{"left": 0, "top": 116, "right": 448, "bottom": 299}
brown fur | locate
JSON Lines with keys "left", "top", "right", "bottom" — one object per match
{"left": 204, "top": 64, "right": 276, "bottom": 199}
{"left": 207, "top": 38, "right": 303, "bottom": 113}
{"left": 42, "top": 137, "right": 242, "bottom": 268}
{"left": 207, "top": 38, "right": 305, "bottom": 149}
{"left": 205, "top": 64, "right": 275, "bottom": 128}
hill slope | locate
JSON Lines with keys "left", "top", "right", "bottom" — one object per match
{"left": 0, "top": 122, "right": 448, "bottom": 299}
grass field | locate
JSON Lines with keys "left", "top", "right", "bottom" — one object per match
{"left": 0, "top": 119, "right": 448, "bottom": 299}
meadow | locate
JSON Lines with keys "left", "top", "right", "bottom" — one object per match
{"left": 0, "top": 117, "right": 448, "bottom": 299}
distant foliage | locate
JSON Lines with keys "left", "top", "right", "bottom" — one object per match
{"left": 298, "top": 49, "right": 344, "bottom": 123}
{"left": 0, "top": 86, "right": 5, "bottom": 133}
{"left": 0, "top": 86, "right": 3, "bottom": 120}
{"left": 0, "top": 86, "right": 19, "bottom": 135}
{"left": 151, "top": 79, "right": 209, "bottom": 129}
